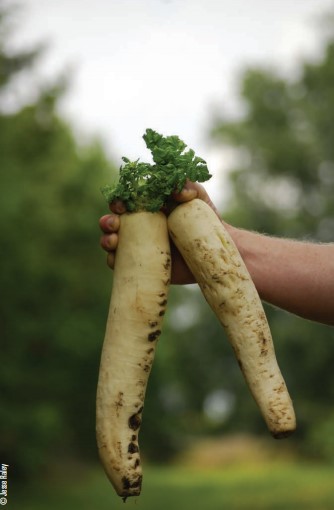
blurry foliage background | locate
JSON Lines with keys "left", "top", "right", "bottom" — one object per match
{"left": 1, "top": 3, "right": 334, "bottom": 483}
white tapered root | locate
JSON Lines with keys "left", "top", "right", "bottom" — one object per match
{"left": 96, "top": 211, "right": 171, "bottom": 498}
{"left": 168, "top": 199, "right": 296, "bottom": 438}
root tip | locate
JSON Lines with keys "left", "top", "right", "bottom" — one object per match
{"left": 271, "top": 427, "right": 296, "bottom": 440}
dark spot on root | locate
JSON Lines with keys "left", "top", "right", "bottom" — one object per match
{"left": 128, "top": 407, "right": 143, "bottom": 431}
{"left": 163, "top": 255, "right": 171, "bottom": 270}
{"left": 259, "top": 333, "right": 268, "bottom": 356}
{"left": 132, "top": 435, "right": 136, "bottom": 441}
{"left": 116, "top": 441, "right": 122, "bottom": 459}
{"left": 149, "top": 320, "right": 158, "bottom": 328}
{"left": 272, "top": 429, "right": 295, "bottom": 439}
{"left": 132, "top": 476, "right": 142, "bottom": 488}
{"left": 134, "top": 458, "right": 140, "bottom": 468}
{"left": 158, "top": 292, "right": 166, "bottom": 298}
{"left": 159, "top": 299, "right": 168, "bottom": 307}
{"left": 148, "top": 330, "right": 161, "bottom": 342}
{"left": 128, "top": 442, "right": 139, "bottom": 454}
{"left": 143, "top": 364, "right": 150, "bottom": 372}
{"left": 159, "top": 310, "right": 165, "bottom": 316}
{"left": 237, "top": 359, "right": 243, "bottom": 371}
{"left": 147, "top": 348, "right": 154, "bottom": 355}
{"left": 212, "top": 274, "right": 223, "bottom": 284}
{"left": 122, "top": 476, "right": 131, "bottom": 491}
{"left": 114, "top": 392, "right": 124, "bottom": 416}
{"left": 121, "top": 474, "right": 142, "bottom": 496}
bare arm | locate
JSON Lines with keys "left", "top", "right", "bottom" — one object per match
{"left": 227, "top": 225, "right": 334, "bottom": 326}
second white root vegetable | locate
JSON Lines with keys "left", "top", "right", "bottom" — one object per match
{"left": 96, "top": 211, "right": 171, "bottom": 499}
{"left": 168, "top": 199, "right": 296, "bottom": 438}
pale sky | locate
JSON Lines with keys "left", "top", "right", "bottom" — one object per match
{"left": 8, "top": 0, "right": 334, "bottom": 204}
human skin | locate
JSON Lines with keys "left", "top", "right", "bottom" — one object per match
{"left": 99, "top": 181, "right": 334, "bottom": 326}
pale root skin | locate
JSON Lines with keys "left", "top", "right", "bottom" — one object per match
{"left": 168, "top": 199, "right": 296, "bottom": 438}
{"left": 96, "top": 211, "right": 171, "bottom": 498}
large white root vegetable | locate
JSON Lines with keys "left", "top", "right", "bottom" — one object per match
{"left": 168, "top": 199, "right": 296, "bottom": 438}
{"left": 96, "top": 211, "right": 171, "bottom": 499}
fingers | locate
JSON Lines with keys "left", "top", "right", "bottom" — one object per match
{"left": 169, "top": 241, "right": 196, "bottom": 285}
{"left": 99, "top": 213, "right": 120, "bottom": 267}
{"left": 107, "top": 252, "right": 115, "bottom": 270}
{"left": 99, "top": 203, "right": 125, "bottom": 268}
{"left": 99, "top": 213, "right": 121, "bottom": 233}
{"left": 109, "top": 200, "right": 127, "bottom": 214}
{"left": 172, "top": 180, "right": 201, "bottom": 203}
{"left": 100, "top": 228, "right": 118, "bottom": 268}
{"left": 100, "top": 232, "right": 118, "bottom": 251}
{"left": 171, "top": 180, "right": 221, "bottom": 219}
{"left": 99, "top": 182, "right": 220, "bottom": 277}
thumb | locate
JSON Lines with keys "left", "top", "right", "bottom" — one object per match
{"left": 171, "top": 180, "right": 200, "bottom": 203}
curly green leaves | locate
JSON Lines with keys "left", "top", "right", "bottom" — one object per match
{"left": 101, "top": 129, "right": 212, "bottom": 212}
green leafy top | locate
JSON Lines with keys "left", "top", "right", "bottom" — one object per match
{"left": 101, "top": 129, "right": 212, "bottom": 212}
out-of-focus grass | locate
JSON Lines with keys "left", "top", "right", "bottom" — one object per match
{"left": 14, "top": 461, "right": 334, "bottom": 510}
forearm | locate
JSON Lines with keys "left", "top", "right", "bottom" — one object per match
{"left": 226, "top": 224, "right": 334, "bottom": 326}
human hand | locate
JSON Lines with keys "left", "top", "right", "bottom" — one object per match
{"left": 99, "top": 180, "right": 220, "bottom": 285}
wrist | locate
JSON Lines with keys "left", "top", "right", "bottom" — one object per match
{"left": 222, "top": 222, "right": 244, "bottom": 256}
{"left": 222, "top": 222, "right": 259, "bottom": 283}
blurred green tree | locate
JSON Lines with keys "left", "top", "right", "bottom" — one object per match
{"left": 0, "top": 5, "right": 117, "bottom": 476}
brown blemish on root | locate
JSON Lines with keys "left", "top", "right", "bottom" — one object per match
{"left": 128, "top": 407, "right": 143, "bottom": 431}
{"left": 114, "top": 392, "right": 124, "bottom": 417}
{"left": 158, "top": 310, "right": 165, "bottom": 316}
{"left": 128, "top": 442, "right": 139, "bottom": 454}
{"left": 159, "top": 299, "right": 168, "bottom": 306}
{"left": 272, "top": 429, "right": 295, "bottom": 440}
{"left": 259, "top": 332, "right": 268, "bottom": 357}
{"left": 121, "top": 474, "right": 142, "bottom": 499}
{"left": 116, "top": 441, "right": 122, "bottom": 459}
{"left": 194, "top": 238, "right": 202, "bottom": 249}
{"left": 122, "top": 476, "right": 131, "bottom": 491}
{"left": 148, "top": 330, "right": 161, "bottom": 341}
{"left": 274, "top": 383, "right": 286, "bottom": 394}
{"left": 164, "top": 257, "right": 171, "bottom": 270}
{"left": 149, "top": 320, "right": 158, "bottom": 328}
